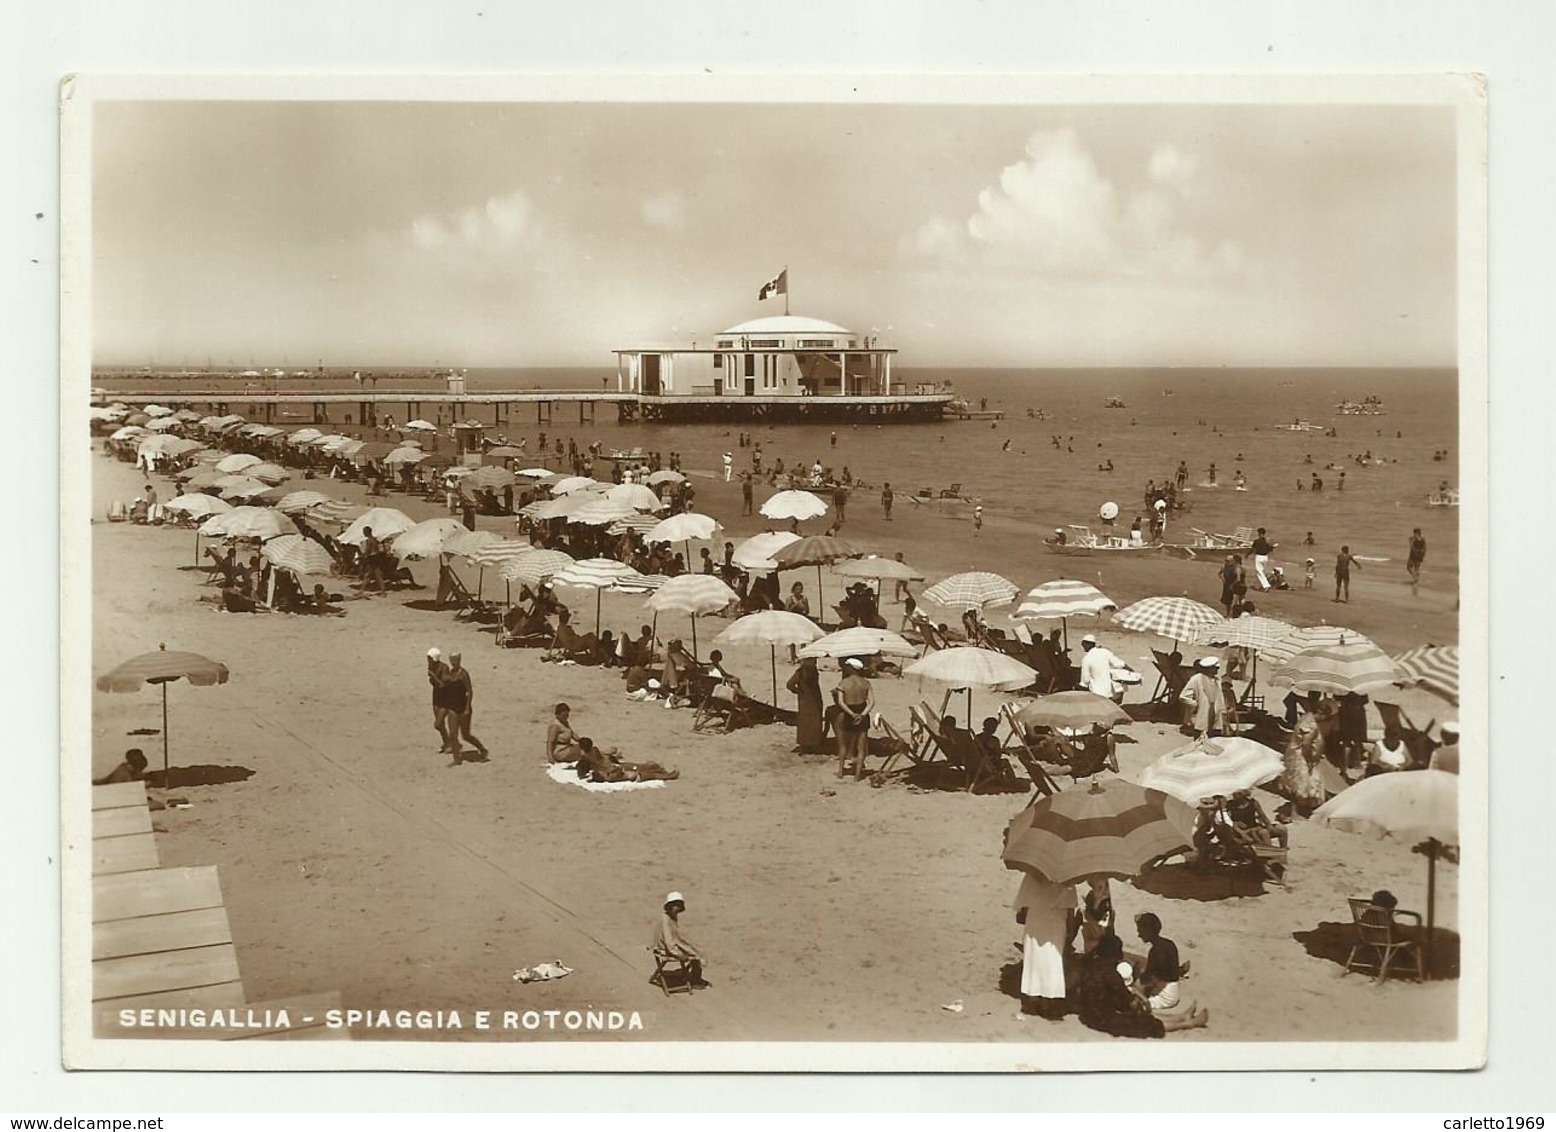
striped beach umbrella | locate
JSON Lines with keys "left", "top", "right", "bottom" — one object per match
{"left": 1014, "top": 691, "right": 1131, "bottom": 732}
{"left": 922, "top": 571, "right": 1020, "bottom": 612}
{"left": 799, "top": 626, "right": 919, "bottom": 660}
{"left": 731, "top": 531, "right": 801, "bottom": 571}
{"left": 905, "top": 645, "right": 1036, "bottom": 692}
{"left": 286, "top": 428, "right": 323, "bottom": 445}
{"left": 392, "top": 517, "right": 468, "bottom": 559}
{"left": 95, "top": 643, "right": 230, "bottom": 779}
{"left": 304, "top": 499, "right": 368, "bottom": 526}
{"left": 1195, "top": 614, "right": 1297, "bottom": 654}
{"left": 465, "top": 465, "right": 513, "bottom": 488}
{"left": 1015, "top": 578, "right": 1117, "bottom": 649}
{"left": 443, "top": 529, "right": 501, "bottom": 559}
{"left": 1138, "top": 736, "right": 1285, "bottom": 804}
{"left": 466, "top": 539, "right": 535, "bottom": 567}
{"left": 606, "top": 513, "right": 662, "bottom": 537}
{"left": 645, "top": 574, "right": 738, "bottom": 657}
{"left": 646, "top": 469, "right": 686, "bottom": 486}
{"left": 1391, "top": 645, "right": 1459, "bottom": 704}
{"left": 569, "top": 499, "right": 636, "bottom": 528}
{"left": 760, "top": 489, "right": 828, "bottom": 523}
{"left": 383, "top": 447, "right": 428, "bottom": 466}
{"left": 498, "top": 548, "right": 575, "bottom": 588}
{"left": 1002, "top": 778, "right": 1198, "bottom": 884}
{"left": 531, "top": 493, "right": 601, "bottom": 522}
{"left": 550, "top": 557, "right": 646, "bottom": 633}
{"left": 1112, "top": 596, "right": 1225, "bottom": 643}
{"left": 215, "top": 453, "right": 262, "bottom": 474}
{"left": 261, "top": 534, "right": 334, "bottom": 578}
{"left": 1269, "top": 635, "right": 1400, "bottom": 695}
{"left": 772, "top": 534, "right": 859, "bottom": 612}
{"left": 716, "top": 610, "right": 827, "bottom": 702}
{"left": 274, "top": 490, "right": 335, "bottom": 515}
{"left": 1260, "top": 624, "right": 1378, "bottom": 667}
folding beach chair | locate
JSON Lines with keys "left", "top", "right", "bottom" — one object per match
{"left": 998, "top": 706, "right": 1060, "bottom": 802}
{"left": 1149, "top": 650, "right": 1192, "bottom": 713}
{"left": 1373, "top": 701, "right": 1439, "bottom": 768}
{"left": 646, "top": 946, "right": 698, "bottom": 997}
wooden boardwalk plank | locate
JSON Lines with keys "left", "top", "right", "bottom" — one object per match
{"left": 92, "top": 834, "right": 161, "bottom": 876}
{"left": 93, "top": 906, "right": 233, "bottom": 961}
{"left": 94, "top": 806, "right": 153, "bottom": 839}
{"left": 93, "top": 944, "right": 241, "bottom": 1002}
{"left": 92, "top": 781, "right": 148, "bottom": 812}
{"left": 93, "top": 866, "right": 224, "bottom": 923}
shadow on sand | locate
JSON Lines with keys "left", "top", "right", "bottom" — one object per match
{"left": 1292, "top": 920, "right": 1460, "bottom": 980}
{"left": 146, "top": 765, "right": 256, "bottom": 789}
{"left": 1133, "top": 861, "right": 1273, "bottom": 902}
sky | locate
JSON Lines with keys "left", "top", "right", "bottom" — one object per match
{"left": 92, "top": 99, "right": 1459, "bottom": 369}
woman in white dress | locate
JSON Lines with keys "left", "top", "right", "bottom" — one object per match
{"left": 1013, "top": 870, "right": 1078, "bottom": 1019}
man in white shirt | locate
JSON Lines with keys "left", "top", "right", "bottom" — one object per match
{"left": 1079, "top": 634, "right": 1128, "bottom": 702}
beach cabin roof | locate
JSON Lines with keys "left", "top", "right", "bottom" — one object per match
{"left": 720, "top": 315, "right": 852, "bottom": 336}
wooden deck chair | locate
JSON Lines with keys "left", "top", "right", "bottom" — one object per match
{"left": 997, "top": 704, "right": 1060, "bottom": 800}
{"left": 1149, "top": 649, "right": 1191, "bottom": 710}
{"left": 1220, "top": 680, "right": 1255, "bottom": 734}
{"left": 1344, "top": 898, "right": 1425, "bottom": 983}
{"left": 938, "top": 482, "right": 963, "bottom": 499}
{"left": 1374, "top": 701, "right": 1440, "bottom": 768}
{"left": 647, "top": 946, "right": 698, "bottom": 996}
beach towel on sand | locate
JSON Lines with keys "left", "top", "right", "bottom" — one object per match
{"left": 545, "top": 762, "right": 667, "bottom": 793}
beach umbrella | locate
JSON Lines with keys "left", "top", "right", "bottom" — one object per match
{"left": 125, "top": 412, "right": 151, "bottom": 426}
{"left": 1138, "top": 735, "right": 1285, "bottom": 804}
{"left": 215, "top": 476, "right": 274, "bottom": 501}
{"left": 274, "top": 490, "right": 335, "bottom": 515}
{"left": 463, "top": 537, "right": 536, "bottom": 603}
{"left": 645, "top": 574, "right": 738, "bottom": 658}
{"left": 145, "top": 416, "right": 181, "bottom": 432}
{"left": 215, "top": 453, "right": 262, "bottom": 474}
{"left": 569, "top": 499, "right": 636, "bottom": 528}
{"left": 95, "top": 643, "right": 230, "bottom": 780}
{"left": 159, "top": 437, "right": 205, "bottom": 457}
{"left": 392, "top": 517, "right": 468, "bottom": 560}
{"left": 313, "top": 434, "right": 353, "bottom": 451}
{"left": 799, "top": 627, "right": 918, "bottom": 660}
{"left": 1391, "top": 645, "right": 1459, "bottom": 704}
{"left": 646, "top": 470, "right": 686, "bottom": 486}
{"left": 1003, "top": 779, "right": 1198, "bottom": 885}
{"left": 1015, "top": 579, "right": 1117, "bottom": 649}
{"left": 515, "top": 467, "right": 557, "bottom": 480}
{"left": 715, "top": 610, "right": 826, "bottom": 702}
{"left": 349, "top": 440, "right": 402, "bottom": 465}
{"left": 1260, "top": 624, "right": 1378, "bottom": 667}
{"left": 1193, "top": 614, "right": 1297, "bottom": 695}
{"left": 904, "top": 645, "right": 1038, "bottom": 728}
{"left": 1313, "top": 769, "right": 1458, "bottom": 975}
{"left": 304, "top": 499, "right": 368, "bottom": 527}
{"left": 164, "top": 492, "right": 232, "bottom": 520}
{"left": 1268, "top": 635, "right": 1400, "bottom": 695}
{"left": 833, "top": 556, "right": 925, "bottom": 584}
{"left": 530, "top": 492, "right": 600, "bottom": 522}
{"left": 142, "top": 404, "right": 174, "bottom": 418}
{"left": 339, "top": 507, "right": 416, "bottom": 547}
{"left": 772, "top": 534, "right": 860, "bottom": 613}
{"left": 922, "top": 571, "right": 1020, "bottom": 612}
{"left": 550, "top": 475, "right": 600, "bottom": 496}
{"left": 1112, "top": 596, "right": 1225, "bottom": 644}
{"left": 465, "top": 465, "right": 513, "bottom": 489}
{"left": 443, "top": 529, "right": 501, "bottom": 559}
{"left": 647, "top": 512, "right": 723, "bottom": 567}
{"left": 109, "top": 426, "right": 146, "bottom": 442}
{"left": 383, "top": 447, "right": 428, "bottom": 466}
{"left": 498, "top": 548, "right": 576, "bottom": 589}
{"left": 403, "top": 420, "right": 437, "bottom": 432}
{"left": 261, "top": 533, "right": 334, "bottom": 578}
{"left": 550, "top": 557, "right": 646, "bottom": 634}
{"left": 177, "top": 467, "right": 224, "bottom": 492}
{"left": 606, "top": 513, "right": 662, "bottom": 537}
{"left": 760, "top": 489, "right": 829, "bottom": 523}
{"left": 199, "top": 506, "right": 298, "bottom": 542}
{"left": 286, "top": 428, "right": 323, "bottom": 445}
{"left": 483, "top": 445, "right": 523, "bottom": 459}
{"left": 605, "top": 483, "right": 665, "bottom": 512}
{"left": 171, "top": 409, "right": 202, "bottom": 422}
{"left": 1014, "top": 691, "right": 1131, "bottom": 732}
{"left": 731, "top": 531, "right": 802, "bottom": 572}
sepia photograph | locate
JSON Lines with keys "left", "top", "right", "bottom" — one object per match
{"left": 61, "top": 73, "right": 1487, "bottom": 1073}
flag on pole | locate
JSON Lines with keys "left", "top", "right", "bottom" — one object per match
{"left": 758, "top": 268, "right": 788, "bottom": 301}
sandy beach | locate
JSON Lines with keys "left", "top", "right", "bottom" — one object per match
{"left": 89, "top": 437, "right": 1459, "bottom": 1047}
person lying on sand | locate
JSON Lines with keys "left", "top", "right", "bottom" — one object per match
{"left": 574, "top": 737, "right": 679, "bottom": 783}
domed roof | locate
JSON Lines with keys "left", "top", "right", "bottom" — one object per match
{"left": 720, "top": 315, "right": 852, "bottom": 336}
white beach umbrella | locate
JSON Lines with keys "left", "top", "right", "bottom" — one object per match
{"left": 163, "top": 493, "right": 232, "bottom": 519}
{"left": 274, "top": 490, "right": 335, "bottom": 515}
{"left": 644, "top": 574, "right": 739, "bottom": 657}
{"left": 393, "top": 517, "right": 469, "bottom": 559}
{"left": 246, "top": 462, "right": 291, "bottom": 485}
{"left": 261, "top": 534, "right": 335, "bottom": 578}
{"left": 760, "top": 489, "right": 828, "bottom": 523}
{"left": 569, "top": 499, "right": 636, "bottom": 527}
{"left": 199, "top": 506, "right": 298, "bottom": 541}
{"left": 550, "top": 475, "right": 600, "bottom": 496}
{"left": 799, "top": 627, "right": 919, "bottom": 660}
{"left": 715, "top": 610, "right": 828, "bottom": 702}
{"left": 731, "top": 531, "right": 802, "bottom": 572}
{"left": 646, "top": 470, "right": 686, "bottom": 486}
{"left": 339, "top": 507, "right": 416, "bottom": 547}
{"left": 604, "top": 483, "right": 665, "bottom": 512}
{"left": 215, "top": 453, "right": 262, "bottom": 474}
{"left": 403, "top": 420, "right": 437, "bottom": 432}
{"left": 550, "top": 557, "right": 647, "bottom": 633}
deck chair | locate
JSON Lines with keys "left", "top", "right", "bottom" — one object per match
{"left": 1373, "top": 701, "right": 1439, "bottom": 768}
{"left": 691, "top": 684, "right": 752, "bottom": 733}
{"left": 998, "top": 704, "right": 1061, "bottom": 800}
{"left": 646, "top": 946, "right": 698, "bottom": 997}
{"left": 1149, "top": 650, "right": 1191, "bottom": 711}
{"left": 938, "top": 482, "right": 963, "bottom": 499}
{"left": 1220, "top": 680, "right": 1255, "bottom": 734}
{"left": 1344, "top": 898, "right": 1426, "bottom": 983}
{"left": 437, "top": 567, "right": 493, "bottom": 621}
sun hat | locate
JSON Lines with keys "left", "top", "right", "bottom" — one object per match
{"left": 844, "top": 658, "right": 864, "bottom": 669}
{"left": 427, "top": 647, "right": 442, "bottom": 659}
{"left": 1081, "top": 634, "right": 1097, "bottom": 645}
{"left": 664, "top": 891, "right": 685, "bottom": 907}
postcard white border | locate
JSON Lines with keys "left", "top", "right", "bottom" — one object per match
{"left": 59, "top": 70, "right": 1489, "bottom": 1077}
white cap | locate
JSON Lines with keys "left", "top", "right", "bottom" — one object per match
{"left": 1198, "top": 656, "right": 1219, "bottom": 669}
{"left": 1081, "top": 634, "right": 1097, "bottom": 645}
{"left": 845, "top": 658, "right": 864, "bottom": 669}
{"left": 665, "top": 891, "right": 685, "bottom": 906}
{"left": 427, "top": 647, "right": 442, "bottom": 659}
{"left": 1440, "top": 720, "right": 1459, "bottom": 736}
{"left": 1055, "top": 528, "right": 1064, "bottom": 534}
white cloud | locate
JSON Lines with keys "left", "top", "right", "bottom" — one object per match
{"left": 900, "top": 129, "right": 1242, "bottom": 282}
{"left": 406, "top": 189, "right": 550, "bottom": 254}
{"left": 641, "top": 190, "right": 687, "bottom": 231}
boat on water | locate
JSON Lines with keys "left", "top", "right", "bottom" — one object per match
{"left": 946, "top": 397, "right": 1005, "bottom": 421}
{"left": 1427, "top": 488, "right": 1460, "bottom": 508}
{"left": 1274, "top": 419, "right": 1326, "bottom": 432}
{"left": 1336, "top": 396, "right": 1386, "bottom": 416}
{"left": 1045, "top": 524, "right": 1161, "bottom": 556}
{"left": 1104, "top": 396, "right": 1127, "bottom": 409}
{"left": 1160, "top": 526, "right": 1258, "bottom": 560}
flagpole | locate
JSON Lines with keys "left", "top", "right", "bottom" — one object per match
{"left": 784, "top": 266, "right": 789, "bottom": 316}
